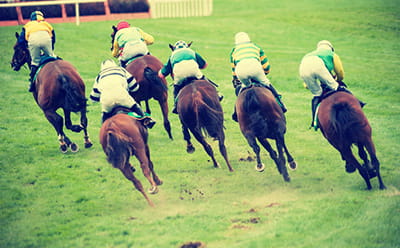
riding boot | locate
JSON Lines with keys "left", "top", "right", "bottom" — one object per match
{"left": 337, "top": 86, "right": 366, "bottom": 108}
{"left": 203, "top": 76, "right": 223, "bottom": 101}
{"left": 310, "top": 96, "right": 320, "bottom": 128}
{"left": 234, "top": 85, "right": 242, "bottom": 96}
{"left": 29, "top": 65, "right": 38, "bottom": 92}
{"left": 120, "top": 60, "right": 127, "bottom": 68}
{"left": 102, "top": 112, "right": 112, "bottom": 123}
{"left": 131, "top": 103, "right": 156, "bottom": 129}
{"left": 232, "top": 106, "right": 238, "bottom": 122}
{"left": 172, "top": 84, "right": 181, "bottom": 114}
{"left": 268, "top": 84, "right": 287, "bottom": 113}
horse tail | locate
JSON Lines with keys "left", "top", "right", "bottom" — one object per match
{"left": 243, "top": 89, "right": 269, "bottom": 137}
{"left": 330, "top": 102, "right": 366, "bottom": 144}
{"left": 193, "top": 92, "right": 223, "bottom": 139}
{"left": 105, "top": 130, "right": 131, "bottom": 169}
{"left": 144, "top": 67, "right": 168, "bottom": 91}
{"left": 60, "top": 75, "right": 87, "bottom": 112}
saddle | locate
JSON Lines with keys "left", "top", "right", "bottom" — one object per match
{"left": 108, "top": 106, "right": 150, "bottom": 120}
{"left": 33, "top": 56, "right": 61, "bottom": 81}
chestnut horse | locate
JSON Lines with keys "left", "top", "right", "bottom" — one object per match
{"left": 11, "top": 32, "right": 92, "bottom": 152}
{"left": 111, "top": 26, "right": 172, "bottom": 140}
{"left": 236, "top": 85, "right": 296, "bottom": 182}
{"left": 317, "top": 91, "right": 385, "bottom": 190}
{"left": 99, "top": 107, "right": 163, "bottom": 206}
{"left": 177, "top": 79, "right": 233, "bottom": 172}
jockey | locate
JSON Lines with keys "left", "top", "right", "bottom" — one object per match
{"left": 17, "top": 11, "right": 56, "bottom": 92}
{"left": 299, "top": 40, "right": 365, "bottom": 128}
{"left": 111, "top": 21, "right": 154, "bottom": 67}
{"left": 158, "top": 40, "right": 219, "bottom": 114}
{"left": 90, "top": 59, "right": 156, "bottom": 128}
{"left": 230, "top": 32, "right": 287, "bottom": 121}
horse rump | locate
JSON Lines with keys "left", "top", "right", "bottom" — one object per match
{"left": 60, "top": 75, "right": 87, "bottom": 112}
{"left": 242, "top": 89, "right": 269, "bottom": 138}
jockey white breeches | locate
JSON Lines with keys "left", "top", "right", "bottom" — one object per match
{"left": 99, "top": 78, "right": 136, "bottom": 113}
{"left": 235, "top": 58, "right": 271, "bottom": 87}
{"left": 28, "top": 31, "right": 55, "bottom": 66}
{"left": 299, "top": 55, "right": 339, "bottom": 96}
{"left": 173, "top": 60, "right": 203, "bottom": 85}
{"left": 120, "top": 40, "right": 148, "bottom": 62}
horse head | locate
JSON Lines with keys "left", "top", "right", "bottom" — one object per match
{"left": 168, "top": 41, "right": 193, "bottom": 51}
{"left": 110, "top": 25, "right": 118, "bottom": 51}
{"left": 11, "top": 32, "right": 31, "bottom": 71}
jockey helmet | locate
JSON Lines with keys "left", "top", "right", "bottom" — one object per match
{"left": 235, "top": 32, "right": 251, "bottom": 45}
{"left": 317, "top": 40, "right": 334, "bottom": 51}
{"left": 100, "top": 59, "right": 117, "bottom": 71}
{"left": 174, "top": 40, "right": 188, "bottom": 49}
{"left": 30, "top": 11, "right": 44, "bottom": 21}
{"left": 117, "top": 21, "right": 130, "bottom": 31}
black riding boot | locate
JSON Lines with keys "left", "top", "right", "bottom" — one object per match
{"left": 234, "top": 85, "right": 242, "bottom": 96}
{"left": 337, "top": 86, "right": 366, "bottom": 108}
{"left": 29, "top": 65, "right": 38, "bottom": 92}
{"left": 120, "top": 60, "right": 127, "bottom": 68}
{"left": 102, "top": 112, "right": 112, "bottom": 123}
{"left": 232, "top": 106, "right": 238, "bottom": 122}
{"left": 311, "top": 96, "right": 321, "bottom": 128}
{"left": 131, "top": 103, "right": 156, "bottom": 129}
{"left": 172, "top": 84, "right": 182, "bottom": 114}
{"left": 268, "top": 84, "right": 287, "bottom": 113}
{"left": 204, "top": 76, "right": 223, "bottom": 101}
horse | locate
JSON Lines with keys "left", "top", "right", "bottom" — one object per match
{"left": 11, "top": 32, "right": 92, "bottom": 153}
{"left": 110, "top": 26, "right": 172, "bottom": 140}
{"left": 317, "top": 90, "right": 386, "bottom": 190}
{"left": 236, "top": 85, "right": 296, "bottom": 182}
{"left": 99, "top": 107, "right": 163, "bottom": 207}
{"left": 177, "top": 79, "right": 233, "bottom": 172}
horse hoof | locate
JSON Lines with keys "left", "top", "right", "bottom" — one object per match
{"left": 156, "top": 179, "right": 163, "bottom": 186}
{"left": 288, "top": 161, "right": 297, "bottom": 170}
{"left": 284, "top": 175, "right": 291, "bottom": 182}
{"left": 255, "top": 163, "right": 265, "bottom": 172}
{"left": 70, "top": 143, "right": 79, "bottom": 153}
{"left": 60, "top": 144, "right": 68, "bottom": 153}
{"left": 187, "top": 145, "right": 195, "bottom": 154}
{"left": 84, "top": 142, "right": 93, "bottom": 149}
{"left": 149, "top": 186, "right": 158, "bottom": 194}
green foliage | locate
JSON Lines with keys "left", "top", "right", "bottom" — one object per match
{"left": 1, "top": 0, "right": 399, "bottom": 247}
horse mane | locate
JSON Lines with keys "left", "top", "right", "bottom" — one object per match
{"left": 329, "top": 102, "right": 368, "bottom": 145}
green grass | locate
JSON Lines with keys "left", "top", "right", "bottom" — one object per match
{"left": 1, "top": 0, "right": 400, "bottom": 247}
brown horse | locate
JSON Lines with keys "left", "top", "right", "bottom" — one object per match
{"left": 11, "top": 32, "right": 92, "bottom": 152}
{"left": 177, "top": 79, "right": 233, "bottom": 172}
{"left": 99, "top": 107, "right": 163, "bottom": 207}
{"left": 317, "top": 91, "right": 385, "bottom": 190}
{"left": 111, "top": 26, "right": 172, "bottom": 140}
{"left": 236, "top": 85, "right": 296, "bottom": 182}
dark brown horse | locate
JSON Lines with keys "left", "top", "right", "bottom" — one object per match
{"left": 236, "top": 85, "right": 296, "bottom": 182}
{"left": 177, "top": 79, "right": 233, "bottom": 172}
{"left": 317, "top": 91, "right": 385, "bottom": 190}
{"left": 111, "top": 26, "right": 172, "bottom": 140}
{"left": 11, "top": 32, "right": 92, "bottom": 152}
{"left": 99, "top": 107, "right": 163, "bottom": 207}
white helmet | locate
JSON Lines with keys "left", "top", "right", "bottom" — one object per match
{"left": 317, "top": 40, "right": 334, "bottom": 51}
{"left": 100, "top": 59, "right": 117, "bottom": 71}
{"left": 235, "top": 32, "right": 251, "bottom": 45}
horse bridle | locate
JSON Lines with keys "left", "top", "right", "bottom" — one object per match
{"left": 11, "top": 44, "right": 30, "bottom": 71}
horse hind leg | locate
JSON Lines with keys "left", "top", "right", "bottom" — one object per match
{"left": 217, "top": 133, "right": 234, "bottom": 172}
{"left": 364, "top": 141, "right": 386, "bottom": 190}
{"left": 258, "top": 136, "right": 290, "bottom": 182}
{"left": 145, "top": 144, "right": 163, "bottom": 186}
{"left": 246, "top": 134, "right": 264, "bottom": 172}
{"left": 191, "top": 129, "right": 220, "bottom": 168}
{"left": 120, "top": 162, "right": 154, "bottom": 207}
{"left": 282, "top": 138, "right": 297, "bottom": 170}
{"left": 135, "top": 149, "right": 159, "bottom": 194}
{"left": 44, "top": 110, "right": 70, "bottom": 153}
{"left": 342, "top": 147, "right": 372, "bottom": 190}
{"left": 182, "top": 125, "right": 195, "bottom": 153}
